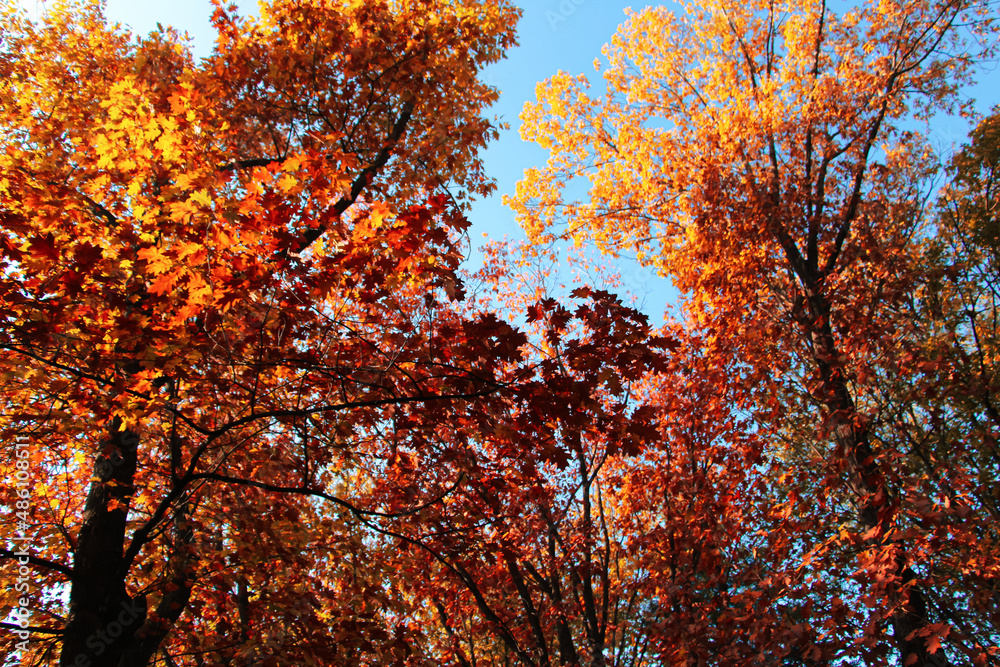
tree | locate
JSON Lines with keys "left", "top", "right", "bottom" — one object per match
{"left": 0, "top": 0, "right": 522, "bottom": 664}
{"left": 324, "top": 239, "right": 824, "bottom": 667}
{"left": 361, "top": 289, "right": 802, "bottom": 667}
{"left": 510, "top": 0, "right": 999, "bottom": 664}
{"left": 899, "top": 108, "right": 1000, "bottom": 661}
{"left": 342, "top": 288, "right": 678, "bottom": 667}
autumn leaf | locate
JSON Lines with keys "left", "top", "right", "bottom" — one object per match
{"left": 137, "top": 245, "right": 172, "bottom": 275}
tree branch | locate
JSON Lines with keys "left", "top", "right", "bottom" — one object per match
{"left": 297, "top": 100, "right": 416, "bottom": 251}
{"left": 0, "top": 621, "right": 63, "bottom": 635}
{"left": 0, "top": 548, "right": 73, "bottom": 578}
{"left": 190, "top": 470, "right": 466, "bottom": 519}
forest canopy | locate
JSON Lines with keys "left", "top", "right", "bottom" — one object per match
{"left": 1, "top": 0, "right": 999, "bottom": 666}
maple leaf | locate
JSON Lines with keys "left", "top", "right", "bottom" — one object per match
{"left": 137, "top": 245, "right": 173, "bottom": 275}
{"left": 28, "top": 233, "right": 60, "bottom": 261}
{"left": 149, "top": 271, "right": 180, "bottom": 295}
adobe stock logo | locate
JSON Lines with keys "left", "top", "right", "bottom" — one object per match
{"left": 546, "top": 0, "right": 588, "bottom": 31}
{"left": 70, "top": 597, "right": 146, "bottom": 667}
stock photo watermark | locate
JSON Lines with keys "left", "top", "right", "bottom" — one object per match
{"left": 7, "top": 439, "right": 33, "bottom": 660}
{"left": 5, "top": 431, "right": 141, "bottom": 664}
{"left": 546, "top": 0, "right": 588, "bottom": 30}
{"left": 68, "top": 597, "right": 146, "bottom": 667}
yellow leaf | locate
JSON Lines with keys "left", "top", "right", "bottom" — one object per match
{"left": 189, "top": 190, "right": 212, "bottom": 208}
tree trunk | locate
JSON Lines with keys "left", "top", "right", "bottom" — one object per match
{"left": 808, "top": 301, "right": 947, "bottom": 667}
{"left": 60, "top": 421, "right": 145, "bottom": 667}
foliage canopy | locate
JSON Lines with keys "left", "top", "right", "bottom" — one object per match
{"left": 2, "top": 0, "right": 1000, "bottom": 666}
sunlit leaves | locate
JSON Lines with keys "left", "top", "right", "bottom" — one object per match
{"left": 0, "top": 0, "right": 520, "bottom": 663}
{"left": 512, "top": 0, "right": 1000, "bottom": 663}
